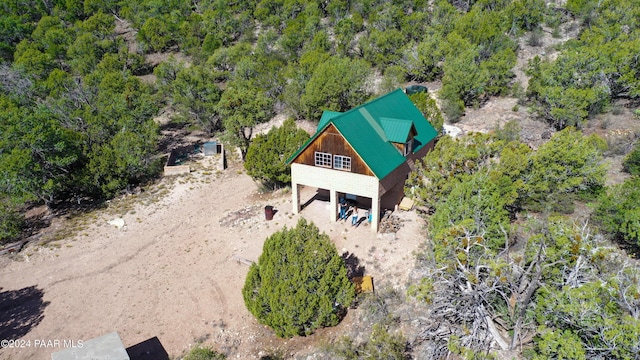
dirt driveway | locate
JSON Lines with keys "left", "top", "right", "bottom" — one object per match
{"left": 0, "top": 156, "right": 424, "bottom": 359}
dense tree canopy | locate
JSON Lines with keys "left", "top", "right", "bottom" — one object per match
{"left": 243, "top": 218, "right": 355, "bottom": 338}
{"left": 0, "top": 7, "right": 162, "bottom": 243}
{"left": 0, "top": 1, "right": 631, "bottom": 220}
{"left": 407, "top": 128, "right": 606, "bottom": 217}
{"left": 3, "top": 0, "right": 626, "bottom": 142}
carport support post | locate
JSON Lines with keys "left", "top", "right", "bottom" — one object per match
{"left": 371, "top": 195, "right": 380, "bottom": 232}
{"left": 329, "top": 189, "right": 338, "bottom": 222}
{"left": 292, "top": 183, "right": 300, "bottom": 214}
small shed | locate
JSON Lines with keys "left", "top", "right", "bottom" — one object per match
{"left": 203, "top": 141, "right": 221, "bottom": 156}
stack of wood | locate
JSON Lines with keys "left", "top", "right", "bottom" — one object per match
{"left": 379, "top": 211, "right": 403, "bottom": 233}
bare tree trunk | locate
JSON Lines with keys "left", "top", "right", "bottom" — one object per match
{"left": 480, "top": 305, "right": 509, "bottom": 350}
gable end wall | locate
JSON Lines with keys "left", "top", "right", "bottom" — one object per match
{"left": 292, "top": 124, "right": 374, "bottom": 176}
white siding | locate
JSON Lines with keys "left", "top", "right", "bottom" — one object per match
{"left": 291, "top": 163, "right": 381, "bottom": 232}
{"left": 291, "top": 163, "right": 379, "bottom": 197}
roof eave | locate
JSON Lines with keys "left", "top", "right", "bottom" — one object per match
{"left": 286, "top": 121, "right": 332, "bottom": 164}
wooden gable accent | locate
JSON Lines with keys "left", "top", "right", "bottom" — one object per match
{"left": 292, "top": 124, "right": 374, "bottom": 177}
{"left": 391, "top": 127, "right": 418, "bottom": 155}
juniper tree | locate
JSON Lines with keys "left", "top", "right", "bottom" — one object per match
{"left": 244, "top": 118, "right": 310, "bottom": 190}
{"left": 243, "top": 219, "right": 355, "bottom": 338}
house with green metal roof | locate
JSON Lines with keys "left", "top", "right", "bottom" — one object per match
{"left": 287, "top": 89, "right": 438, "bottom": 232}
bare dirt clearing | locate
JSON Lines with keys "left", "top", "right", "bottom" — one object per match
{"left": 0, "top": 156, "right": 424, "bottom": 359}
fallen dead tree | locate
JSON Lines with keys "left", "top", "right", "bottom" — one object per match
{"left": 408, "top": 219, "right": 640, "bottom": 359}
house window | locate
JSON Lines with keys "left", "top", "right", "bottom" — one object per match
{"left": 404, "top": 138, "right": 414, "bottom": 156}
{"left": 334, "top": 155, "right": 351, "bottom": 171}
{"left": 315, "top": 152, "right": 332, "bottom": 168}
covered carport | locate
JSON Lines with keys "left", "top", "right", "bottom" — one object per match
{"left": 291, "top": 163, "right": 382, "bottom": 232}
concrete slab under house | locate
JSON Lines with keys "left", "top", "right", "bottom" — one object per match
{"left": 287, "top": 88, "right": 438, "bottom": 232}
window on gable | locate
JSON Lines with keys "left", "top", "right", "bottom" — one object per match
{"left": 315, "top": 151, "right": 332, "bottom": 168}
{"left": 334, "top": 155, "right": 351, "bottom": 171}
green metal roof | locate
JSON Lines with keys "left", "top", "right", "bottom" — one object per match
{"left": 287, "top": 88, "right": 439, "bottom": 179}
{"left": 318, "top": 111, "right": 343, "bottom": 131}
{"left": 380, "top": 117, "right": 415, "bottom": 143}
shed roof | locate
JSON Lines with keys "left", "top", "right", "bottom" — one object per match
{"left": 288, "top": 89, "right": 438, "bottom": 179}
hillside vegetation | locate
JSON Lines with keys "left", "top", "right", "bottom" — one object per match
{"left": 0, "top": 0, "right": 637, "bottom": 237}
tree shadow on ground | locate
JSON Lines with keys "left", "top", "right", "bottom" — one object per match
{"left": 48, "top": 196, "right": 108, "bottom": 218}
{"left": 617, "top": 239, "right": 640, "bottom": 259}
{"left": 301, "top": 192, "right": 326, "bottom": 211}
{"left": 157, "top": 120, "right": 211, "bottom": 155}
{"left": 0, "top": 286, "right": 49, "bottom": 340}
{"left": 341, "top": 252, "right": 365, "bottom": 279}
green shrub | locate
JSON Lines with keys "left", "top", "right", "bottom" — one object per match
{"left": 527, "top": 29, "right": 544, "bottom": 47}
{"left": 441, "top": 98, "right": 465, "bottom": 123}
{"left": 409, "top": 91, "right": 444, "bottom": 134}
{"left": 183, "top": 346, "right": 226, "bottom": 360}
{"left": 532, "top": 329, "right": 586, "bottom": 360}
{"left": 243, "top": 218, "right": 355, "bottom": 338}
{"left": 523, "top": 192, "right": 576, "bottom": 214}
{"left": 623, "top": 144, "right": 640, "bottom": 175}
{"left": 407, "top": 277, "right": 434, "bottom": 304}
{"left": 522, "top": 128, "right": 607, "bottom": 211}
{"left": 0, "top": 200, "right": 24, "bottom": 245}
{"left": 593, "top": 177, "right": 640, "bottom": 248}
{"left": 494, "top": 120, "right": 521, "bottom": 142}
{"left": 244, "top": 118, "right": 310, "bottom": 190}
{"left": 330, "top": 323, "right": 410, "bottom": 360}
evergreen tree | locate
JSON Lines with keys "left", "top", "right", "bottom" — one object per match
{"left": 243, "top": 219, "right": 355, "bottom": 338}
{"left": 623, "top": 143, "right": 640, "bottom": 175}
{"left": 244, "top": 118, "right": 310, "bottom": 189}
{"left": 522, "top": 127, "right": 606, "bottom": 212}
{"left": 217, "top": 83, "right": 273, "bottom": 160}
{"left": 593, "top": 177, "right": 640, "bottom": 248}
{"left": 300, "top": 56, "right": 372, "bottom": 120}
